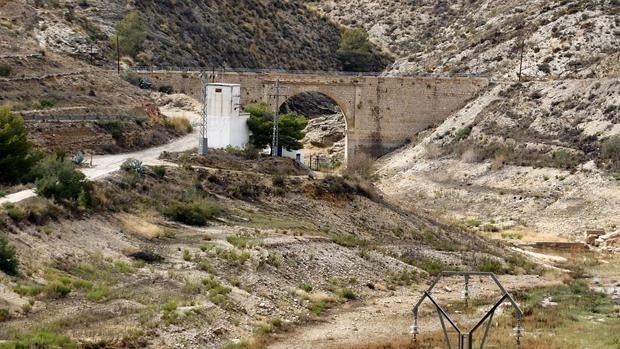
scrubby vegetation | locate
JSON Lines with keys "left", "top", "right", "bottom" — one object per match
{"left": 600, "top": 135, "right": 620, "bottom": 174}
{"left": 0, "top": 64, "right": 12, "bottom": 77}
{"left": 162, "top": 198, "right": 221, "bottom": 226}
{"left": 114, "top": 11, "right": 147, "bottom": 57}
{"left": 337, "top": 27, "right": 373, "bottom": 72}
{"left": 0, "top": 234, "right": 18, "bottom": 276}
{"left": 32, "top": 156, "right": 93, "bottom": 207}
{"left": 0, "top": 108, "right": 37, "bottom": 184}
{"left": 163, "top": 117, "right": 193, "bottom": 134}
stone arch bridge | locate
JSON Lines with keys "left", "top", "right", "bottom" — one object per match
{"left": 144, "top": 71, "right": 488, "bottom": 162}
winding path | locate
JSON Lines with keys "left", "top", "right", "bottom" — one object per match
{"left": 0, "top": 130, "right": 198, "bottom": 205}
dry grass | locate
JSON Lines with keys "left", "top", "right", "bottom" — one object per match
{"left": 163, "top": 116, "right": 193, "bottom": 134}
{"left": 118, "top": 213, "right": 164, "bottom": 239}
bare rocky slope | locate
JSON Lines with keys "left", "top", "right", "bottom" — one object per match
{"left": 0, "top": 1, "right": 193, "bottom": 155}
{"left": 309, "top": 0, "right": 620, "bottom": 239}
{"left": 0, "top": 154, "right": 529, "bottom": 348}
{"left": 12, "top": 0, "right": 390, "bottom": 70}
{"left": 316, "top": 0, "right": 619, "bottom": 79}
{"left": 377, "top": 79, "right": 619, "bottom": 238}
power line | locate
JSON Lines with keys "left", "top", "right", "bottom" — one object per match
{"left": 268, "top": 79, "right": 288, "bottom": 157}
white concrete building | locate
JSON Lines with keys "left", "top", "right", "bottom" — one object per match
{"left": 206, "top": 83, "right": 250, "bottom": 149}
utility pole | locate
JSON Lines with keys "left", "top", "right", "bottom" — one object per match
{"left": 116, "top": 35, "right": 120, "bottom": 75}
{"left": 199, "top": 72, "right": 209, "bottom": 155}
{"left": 518, "top": 37, "right": 525, "bottom": 82}
{"left": 268, "top": 79, "right": 288, "bottom": 157}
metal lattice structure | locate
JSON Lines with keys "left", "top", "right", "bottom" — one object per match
{"left": 198, "top": 73, "right": 209, "bottom": 155}
{"left": 411, "top": 271, "right": 524, "bottom": 349}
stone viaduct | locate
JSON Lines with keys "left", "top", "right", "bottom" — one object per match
{"left": 144, "top": 71, "right": 489, "bottom": 162}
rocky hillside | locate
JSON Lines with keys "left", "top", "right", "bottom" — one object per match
{"left": 316, "top": 0, "right": 619, "bottom": 78}
{"left": 377, "top": 79, "right": 619, "bottom": 237}
{"left": 0, "top": 153, "right": 523, "bottom": 348}
{"left": 9, "top": 0, "right": 390, "bottom": 70}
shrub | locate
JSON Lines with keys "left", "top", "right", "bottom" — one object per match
{"left": 330, "top": 233, "right": 368, "bottom": 248}
{"left": 128, "top": 250, "right": 164, "bottom": 263}
{"left": 601, "top": 135, "right": 620, "bottom": 172}
{"left": 546, "top": 149, "right": 582, "bottom": 170}
{"left": 96, "top": 121, "right": 123, "bottom": 140}
{"left": 309, "top": 301, "right": 327, "bottom": 316}
{"left": 401, "top": 256, "right": 446, "bottom": 276}
{"left": 336, "top": 288, "right": 357, "bottom": 300}
{"left": 337, "top": 27, "right": 372, "bottom": 72}
{"left": 299, "top": 282, "right": 313, "bottom": 292}
{"left": 344, "top": 153, "right": 376, "bottom": 180}
{"left": 226, "top": 235, "right": 259, "bottom": 249}
{"left": 121, "top": 158, "right": 145, "bottom": 176}
{"left": 455, "top": 126, "right": 472, "bottom": 141}
{"left": 1, "top": 329, "right": 77, "bottom": 349}
{"left": 32, "top": 156, "right": 93, "bottom": 206}
{"left": 163, "top": 117, "right": 193, "bottom": 134}
{"left": 2, "top": 203, "right": 25, "bottom": 222}
{"left": 162, "top": 198, "right": 221, "bottom": 226}
{"left": 202, "top": 276, "right": 231, "bottom": 306}
{"left": 0, "top": 108, "right": 36, "bottom": 184}
{"left": 476, "top": 256, "right": 504, "bottom": 273}
{"left": 115, "top": 11, "right": 147, "bottom": 57}
{"left": 0, "top": 308, "right": 9, "bottom": 321}
{"left": 158, "top": 85, "right": 174, "bottom": 94}
{"left": 38, "top": 97, "right": 56, "bottom": 109}
{"left": 272, "top": 174, "right": 286, "bottom": 187}
{"left": 0, "top": 235, "right": 18, "bottom": 276}
{"left": 86, "top": 284, "right": 110, "bottom": 302}
{"left": 46, "top": 281, "right": 71, "bottom": 299}
{"left": 152, "top": 165, "right": 166, "bottom": 178}
{"left": 0, "top": 64, "right": 12, "bottom": 77}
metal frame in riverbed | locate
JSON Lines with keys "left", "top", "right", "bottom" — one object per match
{"left": 411, "top": 271, "right": 524, "bottom": 349}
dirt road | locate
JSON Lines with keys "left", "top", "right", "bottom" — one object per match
{"left": 268, "top": 275, "right": 553, "bottom": 349}
{"left": 0, "top": 130, "right": 198, "bottom": 205}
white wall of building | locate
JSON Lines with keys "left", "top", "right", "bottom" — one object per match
{"left": 205, "top": 84, "right": 250, "bottom": 149}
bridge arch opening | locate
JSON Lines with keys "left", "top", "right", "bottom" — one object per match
{"left": 278, "top": 91, "right": 348, "bottom": 170}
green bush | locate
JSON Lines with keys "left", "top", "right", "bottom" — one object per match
{"left": 162, "top": 198, "right": 221, "bottom": 226}
{"left": 32, "top": 156, "right": 93, "bottom": 206}
{"left": 546, "top": 149, "right": 582, "bottom": 170}
{"left": 337, "top": 27, "right": 372, "bottom": 72}
{"left": 0, "top": 308, "right": 9, "bottom": 321}
{"left": 601, "top": 135, "right": 620, "bottom": 172}
{"left": 272, "top": 174, "right": 286, "bottom": 187}
{"left": 158, "top": 85, "right": 174, "bottom": 94}
{"left": 0, "top": 235, "right": 18, "bottom": 276}
{"left": 336, "top": 288, "right": 357, "bottom": 300}
{"left": 455, "top": 126, "right": 472, "bottom": 141}
{"left": 299, "top": 282, "right": 313, "bottom": 292}
{"left": 0, "top": 108, "right": 36, "bottom": 184}
{"left": 152, "top": 165, "right": 166, "bottom": 178}
{"left": 0, "top": 64, "right": 12, "bottom": 77}
{"left": 2, "top": 203, "right": 25, "bottom": 222}
{"left": 115, "top": 11, "right": 147, "bottom": 57}
{"left": 38, "top": 97, "right": 56, "bottom": 109}
{"left": 0, "top": 329, "right": 76, "bottom": 349}
{"left": 45, "top": 281, "right": 71, "bottom": 299}
{"left": 309, "top": 301, "right": 327, "bottom": 316}
{"left": 96, "top": 121, "right": 123, "bottom": 140}
{"left": 330, "top": 233, "right": 368, "bottom": 248}
{"left": 476, "top": 257, "right": 504, "bottom": 273}
{"left": 121, "top": 158, "right": 145, "bottom": 176}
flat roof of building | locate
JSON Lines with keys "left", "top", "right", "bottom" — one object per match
{"left": 208, "top": 83, "right": 240, "bottom": 87}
